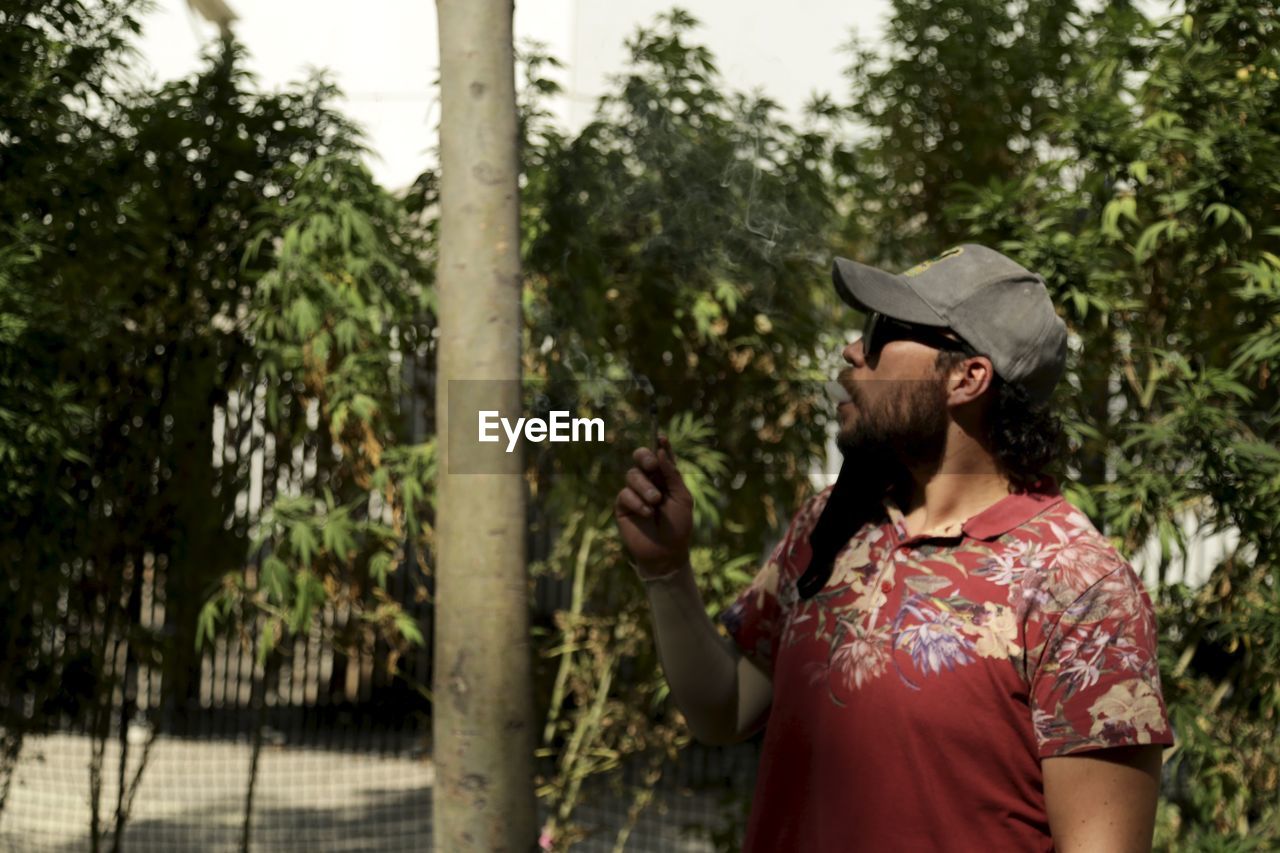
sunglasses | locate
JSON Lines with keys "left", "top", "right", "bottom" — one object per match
{"left": 861, "top": 311, "right": 976, "bottom": 360}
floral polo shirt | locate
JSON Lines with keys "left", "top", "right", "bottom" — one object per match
{"left": 719, "top": 476, "right": 1175, "bottom": 853}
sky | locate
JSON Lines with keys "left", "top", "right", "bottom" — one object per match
{"left": 133, "top": 0, "right": 892, "bottom": 191}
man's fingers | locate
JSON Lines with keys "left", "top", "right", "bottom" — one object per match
{"left": 629, "top": 437, "right": 688, "bottom": 505}
{"left": 625, "top": 467, "right": 663, "bottom": 504}
{"left": 633, "top": 446, "right": 660, "bottom": 472}
{"left": 616, "top": 487, "right": 653, "bottom": 518}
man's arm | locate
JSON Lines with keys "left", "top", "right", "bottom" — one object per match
{"left": 643, "top": 561, "right": 773, "bottom": 745}
{"left": 614, "top": 437, "right": 773, "bottom": 746}
{"left": 1042, "top": 744, "right": 1163, "bottom": 853}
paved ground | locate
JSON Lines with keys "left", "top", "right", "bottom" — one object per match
{"left": 0, "top": 734, "right": 740, "bottom": 852}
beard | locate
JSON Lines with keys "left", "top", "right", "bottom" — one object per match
{"left": 799, "top": 374, "right": 950, "bottom": 598}
{"left": 836, "top": 375, "right": 950, "bottom": 474}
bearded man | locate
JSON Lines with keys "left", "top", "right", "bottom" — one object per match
{"left": 615, "top": 245, "right": 1174, "bottom": 852}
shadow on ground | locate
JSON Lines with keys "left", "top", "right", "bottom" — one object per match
{"left": 2, "top": 733, "right": 749, "bottom": 852}
{"left": 21, "top": 784, "right": 735, "bottom": 853}
{"left": 36, "top": 787, "right": 432, "bottom": 853}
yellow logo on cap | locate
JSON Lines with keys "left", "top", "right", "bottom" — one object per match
{"left": 903, "top": 246, "right": 964, "bottom": 277}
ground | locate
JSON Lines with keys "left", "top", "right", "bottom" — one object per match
{"left": 2, "top": 733, "right": 743, "bottom": 851}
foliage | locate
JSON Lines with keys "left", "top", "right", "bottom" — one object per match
{"left": 0, "top": 0, "right": 152, "bottom": 831}
{"left": 837, "top": 0, "right": 1086, "bottom": 265}
{"left": 870, "top": 0, "right": 1280, "bottom": 845}
{"left": 484, "top": 4, "right": 1280, "bottom": 847}
{"left": 523, "top": 10, "right": 843, "bottom": 545}
{"left": 1, "top": 1, "right": 434, "bottom": 845}
{"left": 512, "top": 1, "right": 1279, "bottom": 849}
{"left": 6, "top": 1, "right": 1278, "bottom": 850}
{"left": 197, "top": 151, "right": 434, "bottom": 681}
{"left": 502, "top": 13, "right": 844, "bottom": 847}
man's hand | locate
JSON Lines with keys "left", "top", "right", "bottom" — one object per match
{"left": 614, "top": 436, "right": 694, "bottom": 578}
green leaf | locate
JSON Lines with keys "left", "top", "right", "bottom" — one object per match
{"left": 290, "top": 569, "right": 324, "bottom": 633}
{"left": 370, "top": 551, "right": 394, "bottom": 587}
{"left": 196, "top": 600, "right": 221, "bottom": 650}
{"left": 257, "top": 619, "right": 279, "bottom": 666}
{"left": 287, "top": 296, "right": 321, "bottom": 337}
{"left": 320, "top": 514, "right": 355, "bottom": 559}
{"left": 350, "top": 393, "right": 377, "bottom": 424}
{"left": 289, "top": 522, "right": 318, "bottom": 567}
{"left": 1202, "top": 203, "right": 1250, "bottom": 238}
{"left": 1133, "top": 220, "right": 1184, "bottom": 264}
{"left": 1102, "top": 196, "right": 1138, "bottom": 239}
{"left": 394, "top": 610, "right": 424, "bottom": 646}
{"left": 261, "top": 555, "right": 290, "bottom": 602}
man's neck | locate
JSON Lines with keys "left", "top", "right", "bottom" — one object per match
{"left": 899, "top": 440, "right": 1011, "bottom": 539}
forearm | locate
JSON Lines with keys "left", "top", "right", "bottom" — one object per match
{"left": 643, "top": 561, "right": 770, "bottom": 745}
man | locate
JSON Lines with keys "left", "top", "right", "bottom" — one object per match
{"left": 615, "top": 245, "right": 1175, "bottom": 852}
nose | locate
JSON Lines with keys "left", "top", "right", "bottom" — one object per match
{"left": 842, "top": 336, "right": 867, "bottom": 368}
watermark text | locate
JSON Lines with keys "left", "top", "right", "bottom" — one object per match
{"left": 478, "top": 410, "right": 605, "bottom": 453}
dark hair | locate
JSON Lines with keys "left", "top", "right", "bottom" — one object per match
{"left": 796, "top": 453, "right": 902, "bottom": 599}
{"left": 934, "top": 349, "right": 1063, "bottom": 491}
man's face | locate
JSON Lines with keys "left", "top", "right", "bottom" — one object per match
{"left": 833, "top": 327, "right": 953, "bottom": 468}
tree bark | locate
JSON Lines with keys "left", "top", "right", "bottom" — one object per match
{"left": 433, "top": 1, "right": 536, "bottom": 850}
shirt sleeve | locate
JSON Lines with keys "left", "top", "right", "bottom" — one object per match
{"left": 1026, "top": 548, "right": 1176, "bottom": 758}
{"left": 717, "top": 488, "right": 831, "bottom": 676}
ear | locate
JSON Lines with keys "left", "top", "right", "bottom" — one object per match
{"left": 946, "top": 355, "right": 995, "bottom": 407}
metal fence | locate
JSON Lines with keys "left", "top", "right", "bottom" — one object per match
{"left": 0, "top": 349, "right": 760, "bottom": 851}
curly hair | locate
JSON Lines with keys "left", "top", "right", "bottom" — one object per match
{"left": 935, "top": 349, "right": 1064, "bottom": 490}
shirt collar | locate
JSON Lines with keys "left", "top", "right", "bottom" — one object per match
{"left": 881, "top": 475, "right": 1064, "bottom": 542}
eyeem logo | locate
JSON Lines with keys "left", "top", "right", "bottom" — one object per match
{"left": 478, "top": 410, "right": 605, "bottom": 453}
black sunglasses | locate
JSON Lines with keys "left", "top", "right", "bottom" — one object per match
{"left": 861, "top": 311, "right": 976, "bottom": 360}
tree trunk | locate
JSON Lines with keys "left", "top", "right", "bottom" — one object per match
{"left": 432, "top": 1, "right": 536, "bottom": 851}
{"left": 163, "top": 339, "right": 238, "bottom": 726}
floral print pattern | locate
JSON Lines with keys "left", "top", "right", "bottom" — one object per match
{"left": 720, "top": 479, "right": 1175, "bottom": 757}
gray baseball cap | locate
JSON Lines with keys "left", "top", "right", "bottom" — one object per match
{"left": 831, "top": 244, "right": 1067, "bottom": 404}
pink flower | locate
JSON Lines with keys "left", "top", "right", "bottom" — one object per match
{"left": 830, "top": 623, "right": 891, "bottom": 689}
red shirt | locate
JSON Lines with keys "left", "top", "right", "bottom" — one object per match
{"left": 719, "top": 476, "right": 1175, "bottom": 852}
